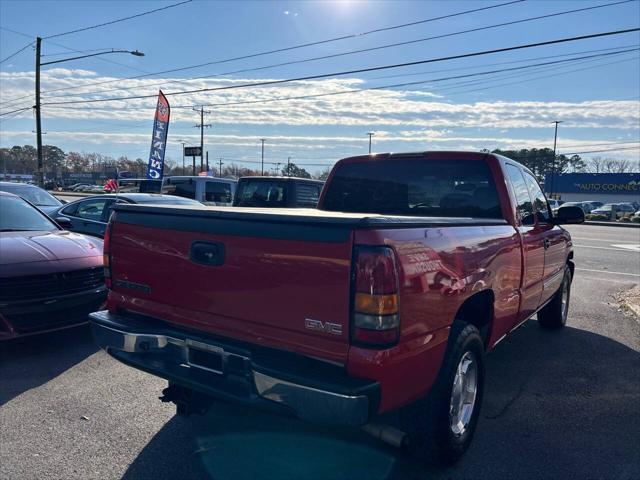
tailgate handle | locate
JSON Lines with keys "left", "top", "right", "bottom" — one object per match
{"left": 190, "top": 241, "right": 225, "bottom": 266}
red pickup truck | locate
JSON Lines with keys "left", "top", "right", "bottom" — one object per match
{"left": 90, "top": 151, "right": 584, "bottom": 464}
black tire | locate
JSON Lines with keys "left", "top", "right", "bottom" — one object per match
{"left": 403, "top": 321, "right": 485, "bottom": 465}
{"left": 538, "top": 265, "right": 572, "bottom": 329}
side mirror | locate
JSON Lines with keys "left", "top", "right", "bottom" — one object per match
{"left": 554, "top": 205, "right": 585, "bottom": 225}
{"left": 55, "top": 217, "right": 74, "bottom": 229}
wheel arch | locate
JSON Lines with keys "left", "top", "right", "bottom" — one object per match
{"left": 453, "top": 289, "right": 495, "bottom": 349}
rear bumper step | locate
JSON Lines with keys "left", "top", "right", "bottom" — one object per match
{"left": 89, "top": 310, "right": 378, "bottom": 426}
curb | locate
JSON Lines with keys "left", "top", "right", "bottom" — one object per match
{"left": 582, "top": 221, "right": 640, "bottom": 228}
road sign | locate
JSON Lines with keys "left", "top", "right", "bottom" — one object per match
{"left": 184, "top": 146, "right": 202, "bottom": 157}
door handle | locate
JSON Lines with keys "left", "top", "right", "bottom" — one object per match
{"left": 543, "top": 238, "right": 551, "bottom": 250}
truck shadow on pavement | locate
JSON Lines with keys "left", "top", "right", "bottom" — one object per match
{"left": 0, "top": 325, "right": 97, "bottom": 406}
{"left": 122, "top": 321, "right": 640, "bottom": 480}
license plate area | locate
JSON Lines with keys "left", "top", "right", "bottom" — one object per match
{"left": 186, "top": 339, "right": 224, "bottom": 374}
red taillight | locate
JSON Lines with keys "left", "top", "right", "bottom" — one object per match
{"left": 352, "top": 246, "right": 400, "bottom": 347}
{"left": 103, "top": 215, "right": 114, "bottom": 289}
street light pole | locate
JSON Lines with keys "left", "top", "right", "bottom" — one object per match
{"left": 260, "top": 138, "right": 266, "bottom": 176}
{"left": 34, "top": 45, "right": 144, "bottom": 187}
{"left": 367, "top": 132, "right": 375, "bottom": 154}
{"left": 35, "top": 37, "right": 43, "bottom": 186}
{"left": 181, "top": 142, "right": 186, "bottom": 175}
{"left": 550, "top": 120, "right": 563, "bottom": 197}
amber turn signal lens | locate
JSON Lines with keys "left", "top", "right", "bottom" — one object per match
{"left": 355, "top": 293, "right": 398, "bottom": 315}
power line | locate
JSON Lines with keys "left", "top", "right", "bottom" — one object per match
{"left": 0, "top": 40, "right": 34, "bottom": 64}
{"left": 163, "top": 49, "right": 637, "bottom": 108}
{"left": 560, "top": 146, "right": 640, "bottom": 155}
{"left": 34, "top": 0, "right": 635, "bottom": 101}
{"left": 32, "top": 46, "right": 639, "bottom": 113}
{"left": 6, "top": 0, "right": 524, "bottom": 101}
{"left": 42, "top": 0, "right": 193, "bottom": 39}
{"left": 367, "top": 43, "right": 640, "bottom": 81}
{"left": 433, "top": 55, "right": 639, "bottom": 97}
{"left": 39, "top": 29, "right": 640, "bottom": 107}
{"left": 34, "top": 53, "right": 639, "bottom": 118}
{"left": 558, "top": 140, "right": 640, "bottom": 149}
{"left": 0, "top": 106, "right": 32, "bottom": 117}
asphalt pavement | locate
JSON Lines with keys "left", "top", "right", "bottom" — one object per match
{"left": 1, "top": 224, "right": 638, "bottom": 480}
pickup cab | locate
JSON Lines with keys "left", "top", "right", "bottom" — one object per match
{"left": 161, "top": 176, "right": 237, "bottom": 206}
{"left": 90, "top": 151, "right": 584, "bottom": 464}
{"left": 233, "top": 176, "right": 324, "bottom": 208}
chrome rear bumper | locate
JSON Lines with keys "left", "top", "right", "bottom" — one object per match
{"left": 90, "top": 310, "right": 377, "bottom": 426}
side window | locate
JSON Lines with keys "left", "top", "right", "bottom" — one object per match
{"left": 102, "top": 199, "right": 122, "bottom": 222}
{"left": 205, "top": 182, "right": 232, "bottom": 203}
{"left": 75, "top": 199, "right": 107, "bottom": 221}
{"left": 61, "top": 203, "right": 79, "bottom": 216}
{"left": 296, "top": 184, "right": 321, "bottom": 206}
{"left": 505, "top": 164, "right": 534, "bottom": 226}
{"left": 164, "top": 180, "right": 196, "bottom": 199}
{"left": 523, "top": 171, "right": 551, "bottom": 223}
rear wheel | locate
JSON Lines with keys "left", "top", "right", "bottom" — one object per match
{"left": 538, "top": 265, "right": 572, "bottom": 329}
{"left": 404, "top": 321, "right": 485, "bottom": 465}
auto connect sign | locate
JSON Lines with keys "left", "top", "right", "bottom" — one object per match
{"left": 545, "top": 173, "right": 640, "bottom": 194}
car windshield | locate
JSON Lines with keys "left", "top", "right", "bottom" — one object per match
{"left": 0, "top": 195, "right": 57, "bottom": 232}
{"left": 0, "top": 184, "right": 61, "bottom": 206}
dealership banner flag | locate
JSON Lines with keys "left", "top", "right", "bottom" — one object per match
{"left": 146, "top": 90, "right": 170, "bottom": 179}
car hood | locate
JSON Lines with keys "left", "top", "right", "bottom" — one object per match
{"left": 0, "top": 230, "right": 103, "bottom": 266}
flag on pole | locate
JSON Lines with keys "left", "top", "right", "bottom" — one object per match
{"left": 146, "top": 90, "right": 170, "bottom": 179}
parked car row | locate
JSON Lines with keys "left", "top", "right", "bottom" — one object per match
{"left": 551, "top": 200, "right": 638, "bottom": 217}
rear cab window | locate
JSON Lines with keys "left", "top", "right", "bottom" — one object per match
{"left": 162, "top": 179, "right": 197, "bottom": 199}
{"left": 295, "top": 183, "right": 322, "bottom": 207}
{"left": 205, "top": 181, "right": 233, "bottom": 203}
{"left": 322, "top": 157, "right": 502, "bottom": 218}
{"left": 235, "top": 179, "right": 288, "bottom": 207}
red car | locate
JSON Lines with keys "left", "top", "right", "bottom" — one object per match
{"left": 0, "top": 191, "right": 106, "bottom": 339}
{"left": 90, "top": 151, "right": 584, "bottom": 464}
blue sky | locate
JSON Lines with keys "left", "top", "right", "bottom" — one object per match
{"left": 1, "top": 0, "right": 639, "bottom": 174}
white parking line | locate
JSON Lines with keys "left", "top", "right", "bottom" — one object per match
{"left": 575, "top": 267, "right": 640, "bottom": 277}
{"left": 572, "top": 237, "right": 639, "bottom": 243}
{"left": 574, "top": 244, "right": 640, "bottom": 252}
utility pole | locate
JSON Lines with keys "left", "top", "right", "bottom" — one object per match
{"left": 550, "top": 120, "right": 563, "bottom": 198}
{"left": 260, "top": 138, "right": 266, "bottom": 176}
{"left": 35, "top": 37, "right": 43, "bottom": 187}
{"left": 218, "top": 157, "right": 224, "bottom": 177}
{"left": 287, "top": 156, "right": 291, "bottom": 177}
{"left": 206, "top": 151, "right": 209, "bottom": 173}
{"left": 180, "top": 141, "right": 186, "bottom": 175}
{"left": 367, "top": 132, "right": 375, "bottom": 154}
{"left": 194, "top": 106, "right": 211, "bottom": 174}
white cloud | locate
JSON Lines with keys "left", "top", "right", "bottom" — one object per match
{"left": 1, "top": 69, "right": 638, "bottom": 131}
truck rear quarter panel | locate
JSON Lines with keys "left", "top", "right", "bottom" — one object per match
{"left": 349, "top": 224, "right": 521, "bottom": 411}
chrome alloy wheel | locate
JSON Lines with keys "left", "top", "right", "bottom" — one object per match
{"left": 449, "top": 351, "right": 478, "bottom": 436}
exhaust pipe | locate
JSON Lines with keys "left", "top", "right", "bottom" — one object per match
{"left": 362, "top": 423, "right": 408, "bottom": 449}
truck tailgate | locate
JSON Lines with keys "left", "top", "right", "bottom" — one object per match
{"left": 108, "top": 205, "right": 355, "bottom": 364}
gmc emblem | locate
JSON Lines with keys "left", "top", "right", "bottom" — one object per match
{"left": 304, "top": 318, "right": 342, "bottom": 336}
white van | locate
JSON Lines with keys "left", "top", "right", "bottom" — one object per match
{"left": 161, "top": 176, "right": 237, "bottom": 206}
